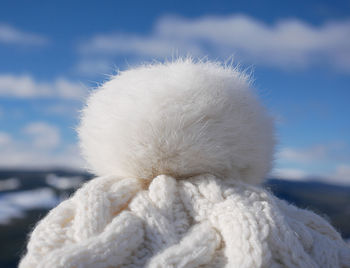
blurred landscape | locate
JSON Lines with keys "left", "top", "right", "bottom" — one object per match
{"left": 0, "top": 170, "right": 349, "bottom": 267}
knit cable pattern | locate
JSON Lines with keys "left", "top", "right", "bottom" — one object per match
{"left": 19, "top": 174, "right": 350, "bottom": 268}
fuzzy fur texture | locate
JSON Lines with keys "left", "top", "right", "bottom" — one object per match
{"left": 78, "top": 59, "right": 274, "bottom": 184}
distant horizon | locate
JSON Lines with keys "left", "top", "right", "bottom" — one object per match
{"left": 0, "top": 168, "right": 349, "bottom": 187}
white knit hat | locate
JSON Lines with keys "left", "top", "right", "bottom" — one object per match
{"left": 20, "top": 59, "right": 350, "bottom": 268}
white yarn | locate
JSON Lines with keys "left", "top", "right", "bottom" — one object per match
{"left": 78, "top": 58, "right": 274, "bottom": 184}
{"left": 19, "top": 174, "right": 350, "bottom": 268}
{"left": 20, "top": 59, "right": 350, "bottom": 267}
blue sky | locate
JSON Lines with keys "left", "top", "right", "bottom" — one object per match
{"left": 0, "top": 0, "right": 349, "bottom": 184}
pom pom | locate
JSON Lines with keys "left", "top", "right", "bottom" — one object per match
{"left": 78, "top": 58, "right": 274, "bottom": 184}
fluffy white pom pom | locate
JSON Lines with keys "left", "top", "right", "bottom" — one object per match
{"left": 78, "top": 59, "right": 274, "bottom": 184}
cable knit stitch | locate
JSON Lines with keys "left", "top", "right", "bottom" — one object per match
{"left": 20, "top": 59, "right": 350, "bottom": 267}
{"left": 20, "top": 174, "right": 350, "bottom": 267}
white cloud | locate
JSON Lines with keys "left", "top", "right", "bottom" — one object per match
{"left": 333, "top": 165, "right": 350, "bottom": 184}
{"left": 273, "top": 143, "right": 350, "bottom": 184}
{"left": 54, "top": 78, "right": 88, "bottom": 99}
{"left": 0, "top": 24, "right": 48, "bottom": 46}
{"left": 271, "top": 166, "right": 350, "bottom": 185}
{"left": 0, "top": 74, "right": 87, "bottom": 99}
{"left": 80, "top": 14, "right": 350, "bottom": 72}
{"left": 0, "top": 142, "right": 85, "bottom": 170}
{"left": 23, "top": 122, "right": 60, "bottom": 149}
{"left": 0, "top": 131, "right": 12, "bottom": 147}
{"left": 277, "top": 145, "right": 328, "bottom": 162}
{"left": 0, "top": 124, "right": 85, "bottom": 170}
{"left": 74, "top": 59, "right": 113, "bottom": 76}
{"left": 81, "top": 33, "right": 202, "bottom": 57}
{"left": 277, "top": 143, "right": 350, "bottom": 164}
{"left": 271, "top": 168, "right": 308, "bottom": 181}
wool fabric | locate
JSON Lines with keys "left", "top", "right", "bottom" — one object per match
{"left": 20, "top": 59, "right": 350, "bottom": 268}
